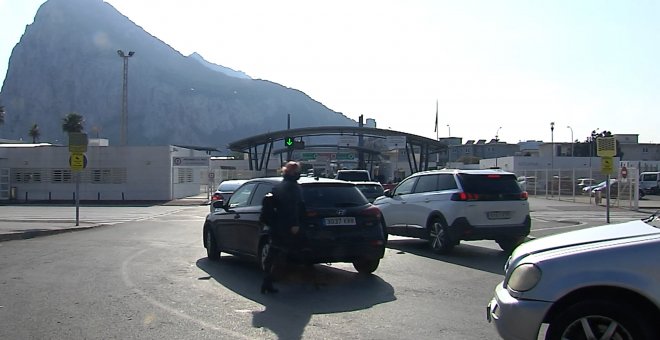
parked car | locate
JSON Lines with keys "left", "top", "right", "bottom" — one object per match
{"left": 487, "top": 213, "right": 660, "bottom": 340}
{"left": 575, "top": 177, "right": 595, "bottom": 191}
{"left": 591, "top": 179, "right": 645, "bottom": 199}
{"left": 582, "top": 179, "right": 614, "bottom": 195}
{"left": 203, "top": 177, "right": 386, "bottom": 274}
{"left": 373, "top": 169, "right": 531, "bottom": 253}
{"left": 640, "top": 171, "right": 660, "bottom": 195}
{"left": 354, "top": 181, "right": 385, "bottom": 203}
{"left": 335, "top": 169, "right": 371, "bottom": 182}
{"left": 211, "top": 179, "right": 247, "bottom": 205}
{"left": 516, "top": 176, "right": 536, "bottom": 192}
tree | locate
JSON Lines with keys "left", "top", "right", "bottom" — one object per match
{"left": 62, "top": 112, "right": 84, "bottom": 133}
{"left": 28, "top": 123, "right": 40, "bottom": 143}
{"left": 573, "top": 130, "right": 623, "bottom": 158}
{"left": 0, "top": 105, "right": 5, "bottom": 126}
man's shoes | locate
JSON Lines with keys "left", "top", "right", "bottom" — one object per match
{"left": 260, "top": 283, "right": 279, "bottom": 294}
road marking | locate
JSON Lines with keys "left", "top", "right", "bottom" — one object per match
{"left": 121, "top": 248, "right": 251, "bottom": 339}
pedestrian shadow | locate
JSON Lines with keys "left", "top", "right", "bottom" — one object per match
{"left": 386, "top": 238, "right": 508, "bottom": 275}
{"left": 197, "top": 257, "right": 396, "bottom": 340}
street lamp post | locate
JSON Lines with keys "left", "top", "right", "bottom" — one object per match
{"left": 494, "top": 126, "right": 502, "bottom": 167}
{"left": 117, "top": 50, "right": 135, "bottom": 146}
{"left": 446, "top": 124, "right": 450, "bottom": 137}
{"left": 550, "top": 122, "right": 555, "bottom": 170}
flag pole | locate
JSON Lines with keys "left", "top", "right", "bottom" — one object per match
{"left": 434, "top": 100, "right": 439, "bottom": 141}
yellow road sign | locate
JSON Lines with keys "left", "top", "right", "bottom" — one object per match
{"left": 70, "top": 152, "right": 86, "bottom": 171}
{"left": 600, "top": 156, "right": 614, "bottom": 175}
{"left": 596, "top": 137, "right": 616, "bottom": 157}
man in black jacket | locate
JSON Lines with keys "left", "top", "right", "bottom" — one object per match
{"left": 261, "top": 161, "right": 305, "bottom": 294}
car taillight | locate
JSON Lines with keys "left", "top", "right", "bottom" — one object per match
{"left": 451, "top": 192, "right": 480, "bottom": 201}
{"left": 212, "top": 193, "right": 222, "bottom": 201}
{"left": 361, "top": 206, "right": 382, "bottom": 219}
{"left": 306, "top": 210, "right": 319, "bottom": 217}
{"left": 520, "top": 191, "right": 528, "bottom": 200}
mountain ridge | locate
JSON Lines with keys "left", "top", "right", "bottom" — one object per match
{"left": 0, "top": 0, "right": 355, "bottom": 152}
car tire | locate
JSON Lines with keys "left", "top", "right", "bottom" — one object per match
{"left": 353, "top": 258, "right": 380, "bottom": 274}
{"left": 545, "top": 299, "right": 657, "bottom": 340}
{"left": 205, "top": 228, "right": 220, "bottom": 261}
{"left": 496, "top": 236, "right": 526, "bottom": 253}
{"left": 381, "top": 217, "right": 389, "bottom": 243}
{"left": 428, "top": 217, "right": 454, "bottom": 254}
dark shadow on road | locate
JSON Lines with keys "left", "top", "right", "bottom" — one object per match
{"left": 197, "top": 256, "right": 396, "bottom": 340}
{"left": 386, "top": 238, "right": 509, "bottom": 275}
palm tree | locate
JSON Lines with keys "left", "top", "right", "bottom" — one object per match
{"left": 62, "top": 112, "right": 84, "bottom": 133}
{"left": 28, "top": 123, "right": 40, "bottom": 143}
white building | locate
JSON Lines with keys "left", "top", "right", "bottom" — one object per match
{"left": 0, "top": 144, "right": 210, "bottom": 201}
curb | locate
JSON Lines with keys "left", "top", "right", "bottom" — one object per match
{"left": 0, "top": 225, "right": 99, "bottom": 242}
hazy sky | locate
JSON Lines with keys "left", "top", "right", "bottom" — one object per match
{"left": 1, "top": 0, "right": 659, "bottom": 144}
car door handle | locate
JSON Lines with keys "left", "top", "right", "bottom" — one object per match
{"left": 233, "top": 214, "right": 240, "bottom": 219}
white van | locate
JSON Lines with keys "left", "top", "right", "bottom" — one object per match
{"left": 639, "top": 172, "right": 660, "bottom": 194}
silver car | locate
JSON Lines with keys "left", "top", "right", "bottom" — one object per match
{"left": 487, "top": 213, "right": 660, "bottom": 340}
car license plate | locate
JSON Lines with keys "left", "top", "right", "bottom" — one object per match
{"left": 487, "top": 211, "right": 511, "bottom": 220}
{"left": 324, "top": 217, "right": 356, "bottom": 226}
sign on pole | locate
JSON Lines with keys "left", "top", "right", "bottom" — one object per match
{"left": 68, "top": 132, "right": 88, "bottom": 153}
{"left": 601, "top": 156, "right": 614, "bottom": 175}
{"left": 596, "top": 137, "right": 616, "bottom": 157}
{"left": 69, "top": 152, "right": 87, "bottom": 171}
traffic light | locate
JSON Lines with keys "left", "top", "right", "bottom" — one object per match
{"left": 285, "top": 136, "right": 294, "bottom": 149}
{"left": 284, "top": 137, "right": 305, "bottom": 150}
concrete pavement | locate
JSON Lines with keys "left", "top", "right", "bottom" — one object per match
{"left": 0, "top": 193, "right": 210, "bottom": 242}
{"left": 1, "top": 193, "right": 658, "bottom": 242}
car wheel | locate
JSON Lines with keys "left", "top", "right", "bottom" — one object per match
{"left": 353, "top": 258, "right": 380, "bottom": 274}
{"left": 545, "top": 299, "right": 657, "bottom": 340}
{"left": 381, "top": 217, "right": 389, "bottom": 243}
{"left": 496, "top": 236, "right": 526, "bottom": 253}
{"left": 428, "top": 217, "right": 454, "bottom": 254}
{"left": 205, "top": 228, "right": 220, "bottom": 261}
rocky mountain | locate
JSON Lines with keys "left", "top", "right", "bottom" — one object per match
{"left": 0, "top": 0, "right": 355, "bottom": 151}
{"left": 189, "top": 53, "right": 251, "bottom": 80}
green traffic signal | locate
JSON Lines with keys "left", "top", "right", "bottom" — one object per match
{"left": 285, "top": 137, "right": 294, "bottom": 148}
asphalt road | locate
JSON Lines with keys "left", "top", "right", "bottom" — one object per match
{"left": 0, "top": 198, "right": 653, "bottom": 340}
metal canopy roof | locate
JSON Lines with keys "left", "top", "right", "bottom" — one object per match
{"left": 228, "top": 126, "right": 446, "bottom": 152}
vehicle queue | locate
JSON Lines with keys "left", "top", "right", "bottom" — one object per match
{"left": 208, "top": 168, "right": 660, "bottom": 340}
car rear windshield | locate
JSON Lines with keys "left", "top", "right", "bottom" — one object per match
{"left": 302, "top": 184, "right": 368, "bottom": 208}
{"left": 336, "top": 171, "right": 370, "bottom": 182}
{"left": 457, "top": 173, "right": 522, "bottom": 194}
{"left": 355, "top": 184, "right": 384, "bottom": 196}
{"left": 218, "top": 181, "right": 243, "bottom": 192}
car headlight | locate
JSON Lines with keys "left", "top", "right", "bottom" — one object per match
{"left": 507, "top": 263, "right": 541, "bottom": 292}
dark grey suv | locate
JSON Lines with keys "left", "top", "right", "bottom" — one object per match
{"left": 203, "top": 177, "right": 386, "bottom": 274}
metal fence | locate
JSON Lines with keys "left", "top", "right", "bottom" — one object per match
{"left": 515, "top": 168, "right": 642, "bottom": 210}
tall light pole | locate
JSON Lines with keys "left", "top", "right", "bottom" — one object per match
{"left": 117, "top": 50, "right": 135, "bottom": 146}
{"left": 495, "top": 126, "right": 502, "bottom": 142}
{"left": 446, "top": 124, "right": 450, "bottom": 137}
{"left": 567, "top": 125, "right": 574, "bottom": 157}
{"left": 550, "top": 122, "right": 555, "bottom": 170}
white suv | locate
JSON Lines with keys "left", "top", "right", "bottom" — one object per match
{"left": 373, "top": 169, "right": 530, "bottom": 253}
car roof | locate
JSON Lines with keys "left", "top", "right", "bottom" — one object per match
{"left": 411, "top": 168, "right": 516, "bottom": 177}
{"left": 240, "top": 176, "right": 355, "bottom": 186}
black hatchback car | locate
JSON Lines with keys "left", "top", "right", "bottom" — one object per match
{"left": 203, "top": 177, "right": 386, "bottom": 274}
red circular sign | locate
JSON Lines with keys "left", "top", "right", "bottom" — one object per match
{"left": 621, "top": 166, "right": 628, "bottom": 178}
